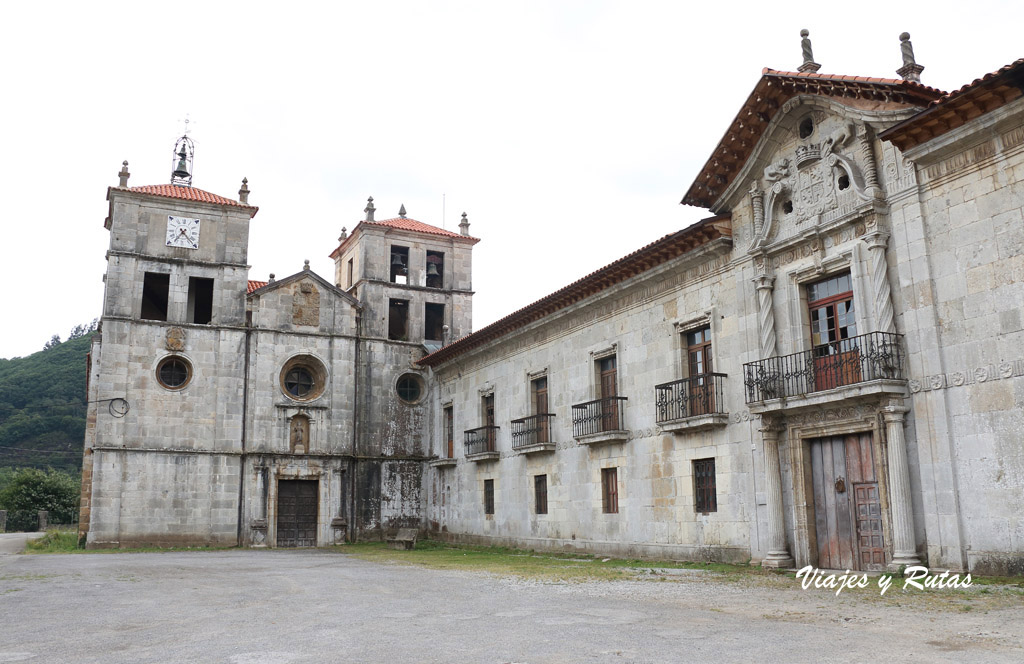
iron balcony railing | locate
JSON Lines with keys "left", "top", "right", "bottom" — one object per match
{"left": 571, "top": 396, "right": 627, "bottom": 438}
{"left": 654, "top": 373, "right": 727, "bottom": 423}
{"left": 464, "top": 426, "right": 499, "bottom": 455}
{"left": 511, "top": 413, "right": 556, "bottom": 449}
{"left": 743, "top": 331, "right": 905, "bottom": 403}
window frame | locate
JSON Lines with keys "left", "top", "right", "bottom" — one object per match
{"left": 278, "top": 355, "right": 327, "bottom": 402}
{"left": 156, "top": 355, "right": 192, "bottom": 390}
{"left": 484, "top": 478, "right": 495, "bottom": 515}
{"left": 534, "top": 474, "right": 548, "bottom": 515}
{"left": 601, "top": 467, "right": 618, "bottom": 514}
{"left": 694, "top": 458, "right": 717, "bottom": 514}
{"left": 443, "top": 405, "right": 454, "bottom": 458}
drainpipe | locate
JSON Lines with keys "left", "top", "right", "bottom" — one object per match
{"left": 350, "top": 312, "right": 362, "bottom": 542}
{"left": 237, "top": 322, "right": 252, "bottom": 547}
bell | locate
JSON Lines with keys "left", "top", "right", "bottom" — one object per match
{"left": 172, "top": 146, "right": 190, "bottom": 179}
{"left": 426, "top": 263, "right": 440, "bottom": 277}
{"left": 391, "top": 253, "right": 405, "bottom": 267}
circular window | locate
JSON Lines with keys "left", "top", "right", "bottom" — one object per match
{"left": 279, "top": 355, "right": 327, "bottom": 401}
{"left": 284, "top": 368, "right": 315, "bottom": 398}
{"left": 396, "top": 373, "right": 424, "bottom": 404}
{"left": 157, "top": 356, "right": 192, "bottom": 390}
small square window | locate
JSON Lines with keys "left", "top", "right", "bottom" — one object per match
{"left": 694, "top": 458, "right": 717, "bottom": 514}
{"left": 601, "top": 467, "right": 618, "bottom": 514}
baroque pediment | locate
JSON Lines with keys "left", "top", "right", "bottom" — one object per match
{"left": 745, "top": 101, "right": 885, "bottom": 252}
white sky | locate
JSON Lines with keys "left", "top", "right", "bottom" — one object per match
{"left": 0, "top": 1, "right": 1019, "bottom": 359}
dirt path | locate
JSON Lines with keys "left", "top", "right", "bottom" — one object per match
{"left": 1, "top": 549, "right": 1021, "bottom": 663}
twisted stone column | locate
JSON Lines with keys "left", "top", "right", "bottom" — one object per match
{"left": 750, "top": 184, "right": 765, "bottom": 238}
{"left": 754, "top": 275, "right": 777, "bottom": 359}
{"left": 866, "top": 231, "right": 895, "bottom": 334}
{"left": 882, "top": 402, "right": 921, "bottom": 570}
{"left": 858, "top": 126, "right": 880, "bottom": 192}
{"left": 761, "top": 418, "right": 794, "bottom": 568}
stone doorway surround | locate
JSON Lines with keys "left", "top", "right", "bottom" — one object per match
{"left": 779, "top": 400, "right": 919, "bottom": 571}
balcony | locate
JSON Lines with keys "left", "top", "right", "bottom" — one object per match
{"left": 655, "top": 373, "right": 729, "bottom": 433}
{"left": 743, "top": 331, "right": 906, "bottom": 412}
{"left": 511, "top": 414, "right": 557, "bottom": 454}
{"left": 572, "top": 396, "right": 628, "bottom": 446}
{"left": 464, "top": 426, "right": 500, "bottom": 462}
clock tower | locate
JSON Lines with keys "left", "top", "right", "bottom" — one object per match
{"left": 80, "top": 147, "right": 260, "bottom": 548}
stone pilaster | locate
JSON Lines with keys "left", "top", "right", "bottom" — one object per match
{"left": 866, "top": 230, "right": 895, "bottom": 334}
{"left": 754, "top": 275, "right": 777, "bottom": 359}
{"left": 761, "top": 417, "right": 794, "bottom": 568}
{"left": 881, "top": 401, "right": 921, "bottom": 570}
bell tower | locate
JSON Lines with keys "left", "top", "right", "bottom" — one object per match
{"left": 330, "top": 198, "right": 479, "bottom": 348}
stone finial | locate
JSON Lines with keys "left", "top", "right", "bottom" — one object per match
{"left": 269, "top": 273, "right": 276, "bottom": 282}
{"left": 398, "top": 204, "right": 407, "bottom": 218}
{"left": 238, "top": 177, "right": 250, "bottom": 204}
{"left": 459, "top": 212, "right": 470, "bottom": 236}
{"left": 118, "top": 161, "right": 130, "bottom": 187}
{"left": 896, "top": 32, "right": 925, "bottom": 83}
{"left": 797, "top": 29, "right": 822, "bottom": 74}
{"left": 338, "top": 226, "right": 348, "bottom": 242}
{"left": 364, "top": 196, "right": 375, "bottom": 222}
{"left": 303, "top": 259, "right": 310, "bottom": 271}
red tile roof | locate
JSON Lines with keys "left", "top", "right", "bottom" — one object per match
{"left": 682, "top": 69, "right": 945, "bottom": 210}
{"left": 247, "top": 280, "right": 268, "bottom": 294}
{"left": 116, "top": 184, "right": 259, "bottom": 217}
{"left": 880, "top": 58, "right": 1024, "bottom": 151}
{"left": 329, "top": 217, "right": 479, "bottom": 259}
{"left": 418, "top": 214, "right": 732, "bottom": 368}
{"left": 371, "top": 217, "right": 471, "bottom": 239}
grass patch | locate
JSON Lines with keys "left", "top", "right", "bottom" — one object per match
{"left": 25, "top": 530, "right": 81, "bottom": 553}
{"left": 24, "top": 530, "right": 236, "bottom": 555}
{"left": 331, "top": 540, "right": 756, "bottom": 582}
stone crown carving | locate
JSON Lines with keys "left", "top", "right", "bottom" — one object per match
{"left": 795, "top": 143, "right": 822, "bottom": 168}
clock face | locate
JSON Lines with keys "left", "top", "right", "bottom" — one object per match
{"left": 166, "top": 216, "right": 201, "bottom": 249}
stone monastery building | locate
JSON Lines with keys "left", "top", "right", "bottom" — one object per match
{"left": 81, "top": 34, "right": 1024, "bottom": 575}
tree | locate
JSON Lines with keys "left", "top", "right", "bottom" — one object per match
{"left": 0, "top": 468, "right": 79, "bottom": 531}
{"left": 43, "top": 335, "right": 62, "bottom": 351}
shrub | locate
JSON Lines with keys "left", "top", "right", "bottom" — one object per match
{"left": 0, "top": 468, "right": 79, "bottom": 531}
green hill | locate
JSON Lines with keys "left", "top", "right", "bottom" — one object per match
{"left": 0, "top": 328, "right": 95, "bottom": 473}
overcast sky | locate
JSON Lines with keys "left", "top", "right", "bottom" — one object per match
{"left": 0, "top": 1, "right": 1019, "bottom": 359}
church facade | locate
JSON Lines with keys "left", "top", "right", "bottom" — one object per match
{"left": 80, "top": 39, "right": 1024, "bottom": 575}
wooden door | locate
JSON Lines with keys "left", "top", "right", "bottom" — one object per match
{"left": 483, "top": 394, "right": 496, "bottom": 451}
{"left": 810, "top": 433, "right": 884, "bottom": 571}
{"left": 277, "top": 480, "right": 318, "bottom": 548}
{"left": 533, "top": 377, "right": 549, "bottom": 443}
{"left": 687, "top": 328, "right": 714, "bottom": 416}
{"left": 445, "top": 407, "right": 454, "bottom": 458}
{"left": 598, "top": 356, "right": 618, "bottom": 431}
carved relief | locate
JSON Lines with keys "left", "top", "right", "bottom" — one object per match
{"left": 909, "top": 359, "right": 1024, "bottom": 393}
{"left": 751, "top": 113, "right": 872, "bottom": 251}
{"left": 165, "top": 327, "right": 186, "bottom": 351}
{"left": 785, "top": 405, "right": 872, "bottom": 425}
{"left": 292, "top": 281, "right": 320, "bottom": 326}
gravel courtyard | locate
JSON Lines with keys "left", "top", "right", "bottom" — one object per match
{"left": 2, "top": 544, "right": 1023, "bottom": 663}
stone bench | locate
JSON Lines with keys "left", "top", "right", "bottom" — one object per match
{"left": 386, "top": 528, "right": 418, "bottom": 551}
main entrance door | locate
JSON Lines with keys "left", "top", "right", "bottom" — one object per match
{"left": 277, "top": 480, "right": 318, "bottom": 547}
{"left": 810, "top": 433, "right": 885, "bottom": 571}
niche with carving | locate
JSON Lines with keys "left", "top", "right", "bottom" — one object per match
{"left": 289, "top": 414, "right": 310, "bottom": 453}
